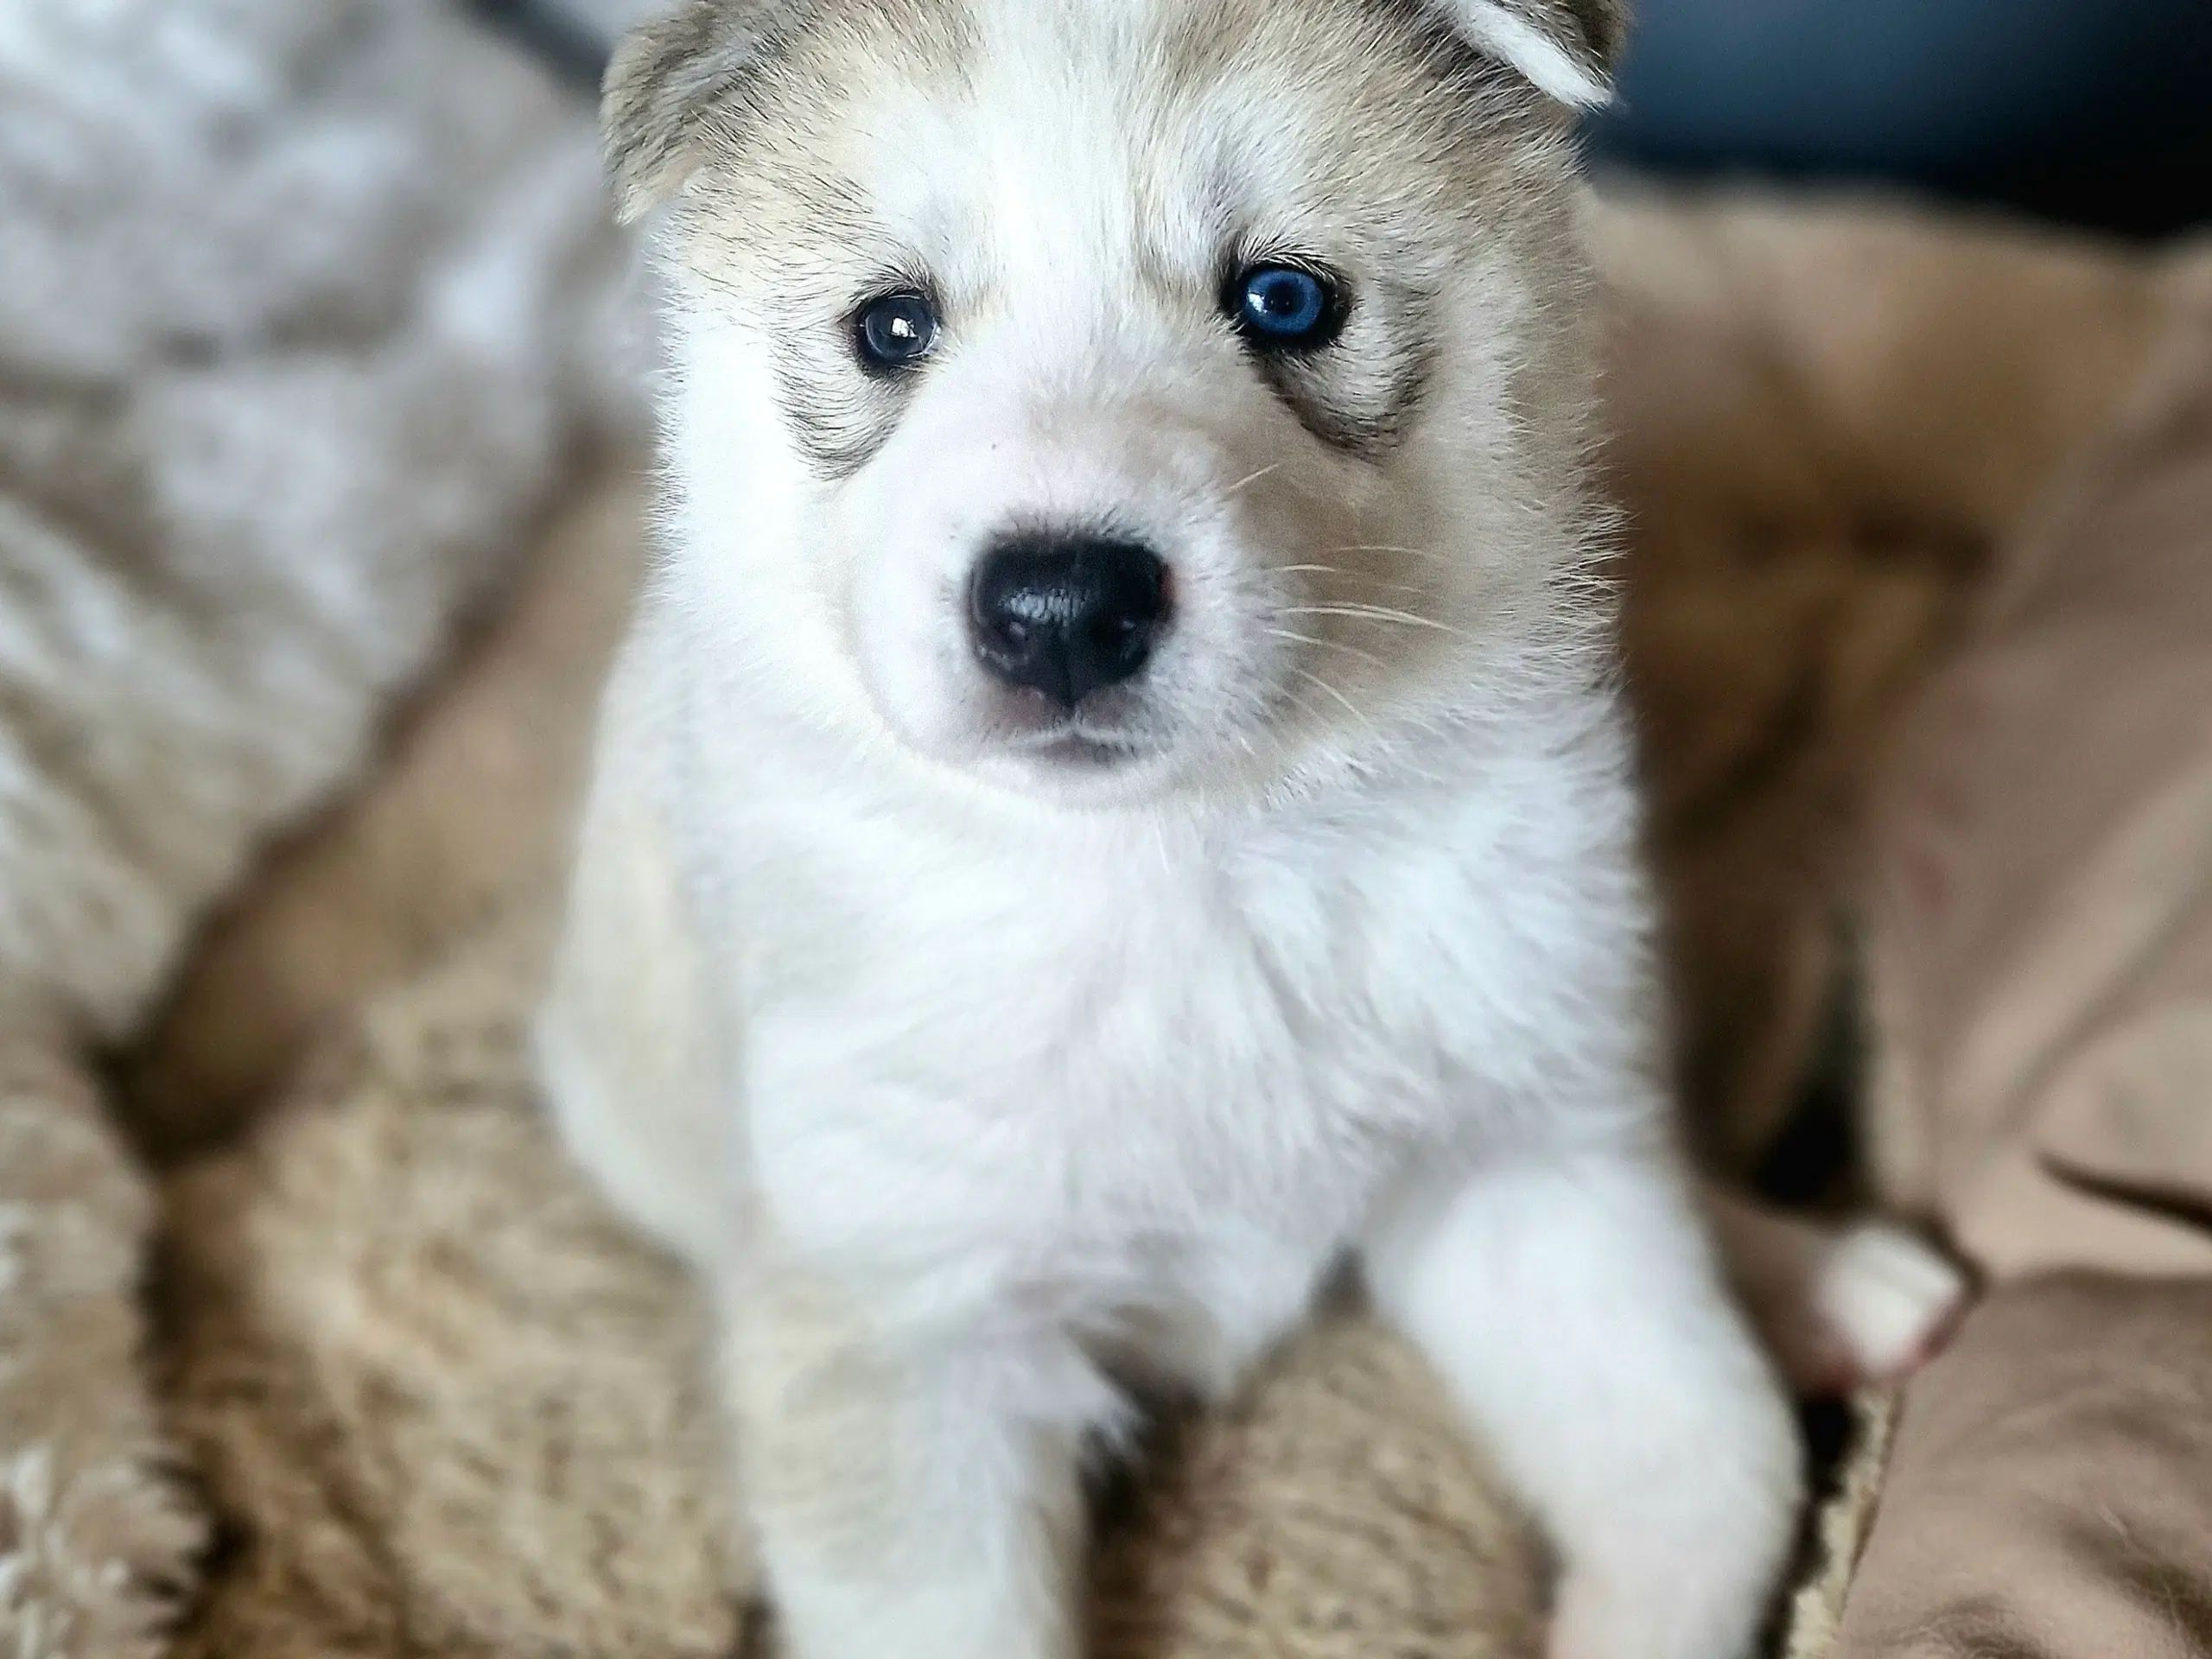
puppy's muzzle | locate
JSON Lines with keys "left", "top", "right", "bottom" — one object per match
{"left": 969, "top": 536, "right": 1170, "bottom": 711}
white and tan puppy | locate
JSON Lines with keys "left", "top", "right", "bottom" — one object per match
{"left": 540, "top": 3, "right": 1857, "bottom": 1655}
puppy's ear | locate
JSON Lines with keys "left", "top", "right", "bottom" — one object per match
{"left": 1427, "top": 0, "right": 1629, "bottom": 108}
{"left": 603, "top": 0, "right": 788, "bottom": 222}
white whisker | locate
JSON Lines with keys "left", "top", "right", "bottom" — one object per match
{"left": 1326, "top": 543, "right": 1459, "bottom": 566}
{"left": 1274, "top": 563, "right": 1429, "bottom": 600}
{"left": 1224, "top": 461, "right": 1285, "bottom": 497}
{"left": 1263, "top": 626, "right": 1392, "bottom": 673}
{"left": 1287, "top": 664, "right": 1365, "bottom": 726}
{"left": 1274, "top": 604, "right": 1469, "bottom": 639}
{"left": 1274, "top": 685, "right": 1330, "bottom": 730}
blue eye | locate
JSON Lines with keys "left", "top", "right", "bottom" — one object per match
{"left": 1232, "top": 264, "right": 1338, "bottom": 348}
{"left": 855, "top": 289, "right": 938, "bottom": 370}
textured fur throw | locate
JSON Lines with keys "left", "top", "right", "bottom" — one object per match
{"left": 0, "top": 1, "right": 633, "bottom": 1649}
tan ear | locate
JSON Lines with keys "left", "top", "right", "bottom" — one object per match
{"left": 602, "top": 0, "right": 790, "bottom": 222}
{"left": 1429, "top": 0, "right": 1629, "bottom": 107}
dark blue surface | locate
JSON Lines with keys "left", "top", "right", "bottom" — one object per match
{"left": 1588, "top": 0, "right": 2212, "bottom": 236}
{"left": 464, "top": 0, "right": 611, "bottom": 92}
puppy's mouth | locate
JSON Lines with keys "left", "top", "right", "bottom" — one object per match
{"left": 1007, "top": 723, "right": 1153, "bottom": 769}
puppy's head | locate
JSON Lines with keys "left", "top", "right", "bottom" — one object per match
{"left": 618, "top": 0, "right": 1625, "bottom": 804}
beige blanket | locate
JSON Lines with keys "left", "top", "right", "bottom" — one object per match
{"left": 117, "top": 189, "right": 2212, "bottom": 1657}
{"left": 1828, "top": 309, "right": 2212, "bottom": 1659}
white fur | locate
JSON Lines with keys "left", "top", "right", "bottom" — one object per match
{"left": 541, "top": 3, "right": 1801, "bottom": 1656}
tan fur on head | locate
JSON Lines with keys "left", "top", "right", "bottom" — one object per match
{"left": 603, "top": 0, "right": 1630, "bottom": 227}
{"left": 603, "top": 0, "right": 799, "bottom": 221}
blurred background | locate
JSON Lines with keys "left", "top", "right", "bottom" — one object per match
{"left": 1588, "top": 0, "right": 2212, "bottom": 236}
{"left": 480, "top": 0, "right": 2212, "bottom": 235}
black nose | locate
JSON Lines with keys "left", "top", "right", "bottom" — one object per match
{"left": 969, "top": 537, "right": 1171, "bottom": 709}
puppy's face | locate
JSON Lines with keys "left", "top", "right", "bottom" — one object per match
{"left": 623, "top": 0, "right": 1621, "bottom": 804}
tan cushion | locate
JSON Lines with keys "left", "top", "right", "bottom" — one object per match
{"left": 1832, "top": 314, "right": 2212, "bottom": 1659}
{"left": 1834, "top": 1275, "right": 2212, "bottom": 1659}
{"left": 1865, "top": 315, "right": 2212, "bottom": 1279}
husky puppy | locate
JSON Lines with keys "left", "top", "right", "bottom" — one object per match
{"left": 540, "top": 3, "right": 1950, "bottom": 1655}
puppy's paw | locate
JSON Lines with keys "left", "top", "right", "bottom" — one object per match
{"left": 1541, "top": 1373, "right": 1802, "bottom": 1659}
{"left": 1545, "top": 1580, "right": 1635, "bottom": 1659}
{"left": 1543, "top": 1572, "right": 1764, "bottom": 1659}
{"left": 1807, "top": 1222, "right": 1967, "bottom": 1389}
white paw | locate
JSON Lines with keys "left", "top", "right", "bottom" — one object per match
{"left": 1543, "top": 1570, "right": 1767, "bottom": 1659}
{"left": 1539, "top": 1411, "right": 1802, "bottom": 1659}
{"left": 1810, "top": 1223, "right": 1967, "bottom": 1387}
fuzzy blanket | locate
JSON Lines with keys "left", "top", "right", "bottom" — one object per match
{"left": 116, "top": 189, "right": 2209, "bottom": 1658}
{"left": 0, "top": 3, "right": 636, "bottom": 1649}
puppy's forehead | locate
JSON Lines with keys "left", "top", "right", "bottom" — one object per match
{"left": 689, "top": 0, "right": 1531, "bottom": 284}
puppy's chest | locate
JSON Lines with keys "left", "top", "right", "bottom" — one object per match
{"left": 741, "top": 817, "right": 1502, "bottom": 1257}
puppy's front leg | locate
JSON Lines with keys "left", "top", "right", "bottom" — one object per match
{"left": 724, "top": 1271, "right": 1097, "bottom": 1659}
{"left": 1363, "top": 1149, "right": 1802, "bottom": 1659}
